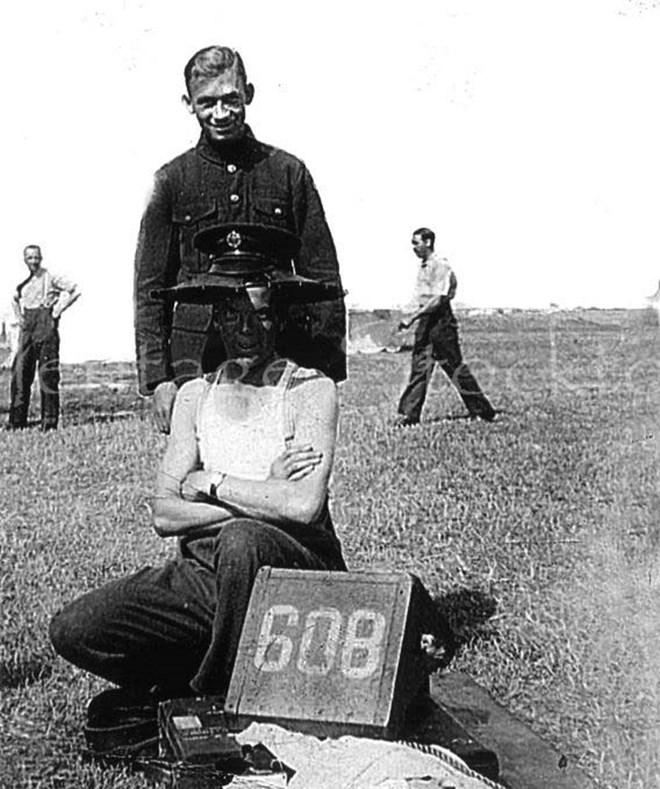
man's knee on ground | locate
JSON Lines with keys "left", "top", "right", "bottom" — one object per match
{"left": 49, "top": 593, "right": 114, "bottom": 667}
{"left": 49, "top": 603, "right": 88, "bottom": 662}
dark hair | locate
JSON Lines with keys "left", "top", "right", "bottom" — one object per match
{"left": 413, "top": 227, "right": 435, "bottom": 249}
{"left": 184, "top": 46, "right": 248, "bottom": 93}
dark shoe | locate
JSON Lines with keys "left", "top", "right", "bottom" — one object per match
{"left": 470, "top": 410, "right": 500, "bottom": 423}
{"left": 393, "top": 415, "right": 419, "bottom": 428}
{"left": 84, "top": 687, "right": 159, "bottom": 757}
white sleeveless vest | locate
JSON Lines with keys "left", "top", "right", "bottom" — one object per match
{"left": 196, "top": 360, "right": 297, "bottom": 480}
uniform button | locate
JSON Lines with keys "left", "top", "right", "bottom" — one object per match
{"left": 230, "top": 194, "right": 240, "bottom": 203}
{"left": 227, "top": 164, "right": 237, "bottom": 173}
{"left": 185, "top": 214, "right": 192, "bottom": 222}
{"left": 274, "top": 207, "right": 283, "bottom": 216}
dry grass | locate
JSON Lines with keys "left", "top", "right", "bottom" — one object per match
{"left": 0, "top": 310, "right": 658, "bottom": 788}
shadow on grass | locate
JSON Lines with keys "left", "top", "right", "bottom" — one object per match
{"left": 434, "top": 587, "right": 498, "bottom": 647}
{"left": 1, "top": 409, "right": 148, "bottom": 429}
{"left": 66, "top": 409, "right": 144, "bottom": 427}
{"left": 426, "top": 409, "right": 509, "bottom": 425}
{"left": 0, "top": 655, "right": 54, "bottom": 688}
{"left": 0, "top": 366, "right": 148, "bottom": 428}
{"left": 63, "top": 393, "right": 147, "bottom": 427}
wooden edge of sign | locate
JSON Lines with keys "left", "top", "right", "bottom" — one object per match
{"left": 378, "top": 575, "right": 416, "bottom": 731}
{"left": 429, "top": 673, "right": 598, "bottom": 789}
{"left": 225, "top": 566, "right": 273, "bottom": 717}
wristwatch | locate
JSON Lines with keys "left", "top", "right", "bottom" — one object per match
{"left": 209, "top": 473, "right": 227, "bottom": 500}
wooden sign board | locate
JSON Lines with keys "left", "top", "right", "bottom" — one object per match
{"left": 225, "top": 568, "right": 451, "bottom": 739}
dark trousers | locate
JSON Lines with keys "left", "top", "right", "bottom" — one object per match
{"left": 9, "top": 308, "right": 60, "bottom": 430}
{"left": 398, "top": 309, "right": 495, "bottom": 422}
{"left": 49, "top": 518, "right": 346, "bottom": 698}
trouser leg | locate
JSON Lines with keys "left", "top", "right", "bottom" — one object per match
{"left": 50, "top": 520, "right": 345, "bottom": 697}
{"left": 8, "top": 329, "right": 37, "bottom": 428}
{"left": 431, "top": 319, "right": 496, "bottom": 420}
{"left": 49, "top": 562, "right": 215, "bottom": 695}
{"left": 397, "top": 317, "right": 435, "bottom": 422}
{"left": 37, "top": 316, "right": 60, "bottom": 430}
{"left": 191, "top": 518, "right": 346, "bottom": 695}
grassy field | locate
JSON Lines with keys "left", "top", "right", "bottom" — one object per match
{"left": 1, "top": 309, "right": 659, "bottom": 788}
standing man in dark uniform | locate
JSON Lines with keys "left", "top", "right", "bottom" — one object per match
{"left": 395, "top": 228, "right": 496, "bottom": 426}
{"left": 7, "top": 245, "right": 80, "bottom": 431}
{"left": 134, "top": 46, "right": 346, "bottom": 432}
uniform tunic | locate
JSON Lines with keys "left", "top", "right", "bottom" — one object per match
{"left": 134, "top": 129, "right": 346, "bottom": 394}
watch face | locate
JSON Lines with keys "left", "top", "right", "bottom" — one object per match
{"left": 210, "top": 473, "right": 226, "bottom": 499}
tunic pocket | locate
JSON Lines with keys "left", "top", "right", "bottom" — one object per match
{"left": 172, "top": 200, "right": 217, "bottom": 272}
{"left": 253, "top": 196, "right": 290, "bottom": 228}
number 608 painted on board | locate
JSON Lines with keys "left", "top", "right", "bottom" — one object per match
{"left": 253, "top": 605, "right": 387, "bottom": 680}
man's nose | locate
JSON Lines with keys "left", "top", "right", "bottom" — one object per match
{"left": 211, "top": 101, "right": 230, "bottom": 120}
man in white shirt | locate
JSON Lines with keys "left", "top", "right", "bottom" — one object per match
{"left": 395, "top": 228, "right": 495, "bottom": 425}
{"left": 7, "top": 245, "right": 80, "bottom": 431}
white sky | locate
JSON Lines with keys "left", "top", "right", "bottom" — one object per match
{"left": 1, "top": 0, "right": 659, "bottom": 362}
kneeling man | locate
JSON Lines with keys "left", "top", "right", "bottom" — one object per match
{"left": 50, "top": 225, "right": 346, "bottom": 703}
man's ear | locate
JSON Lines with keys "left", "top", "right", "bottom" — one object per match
{"left": 181, "top": 94, "right": 194, "bottom": 113}
{"left": 244, "top": 82, "right": 255, "bottom": 105}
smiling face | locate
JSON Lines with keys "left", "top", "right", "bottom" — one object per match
{"left": 215, "top": 286, "right": 279, "bottom": 366}
{"left": 183, "top": 65, "right": 254, "bottom": 145}
{"left": 23, "top": 246, "right": 43, "bottom": 274}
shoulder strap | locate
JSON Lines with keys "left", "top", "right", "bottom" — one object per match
{"left": 281, "top": 361, "right": 298, "bottom": 446}
{"left": 16, "top": 274, "right": 32, "bottom": 298}
{"left": 194, "top": 377, "right": 214, "bottom": 437}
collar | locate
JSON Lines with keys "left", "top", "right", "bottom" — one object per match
{"left": 196, "top": 125, "right": 261, "bottom": 166}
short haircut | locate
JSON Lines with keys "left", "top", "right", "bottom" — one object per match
{"left": 23, "top": 244, "right": 42, "bottom": 256}
{"left": 413, "top": 227, "right": 435, "bottom": 249}
{"left": 184, "top": 46, "right": 248, "bottom": 93}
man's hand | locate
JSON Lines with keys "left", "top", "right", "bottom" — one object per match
{"left": 153, "top": 381, "right": 178, "bottom": 434}
{"left": 269, "top": 444, "right": 323, "bottom": 482}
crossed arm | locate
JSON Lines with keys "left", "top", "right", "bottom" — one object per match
{"left": 149, "top": 376, "right": 338, "bottom": 537}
